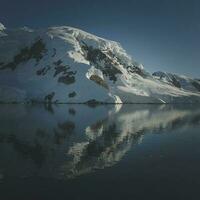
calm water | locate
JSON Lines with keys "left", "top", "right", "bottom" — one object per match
{"left": 0, "top": 104, "right": 200, "bottom": 200}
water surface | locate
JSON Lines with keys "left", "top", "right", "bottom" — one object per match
{"left": 0, "top": 104, "right": 200, "bottom": 200}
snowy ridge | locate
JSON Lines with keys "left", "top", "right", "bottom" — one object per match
{"left": 153, "top": 71, "right": 200, "bottom": 93}
{"left": 0, "top": 24, "right": 200, "bottom": 103}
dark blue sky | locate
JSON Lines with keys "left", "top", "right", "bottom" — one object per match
{"left": 0, "top": 0, "right": 200, "bottom": 77}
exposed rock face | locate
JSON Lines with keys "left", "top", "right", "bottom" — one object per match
{"left": 0, "top": 39, "right": 47, "bottom": 70}
{"left": 153, "top": 71, "right": 200, "bottom": 93}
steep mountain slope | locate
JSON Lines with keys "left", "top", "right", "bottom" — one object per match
{"left": 153, "top": 71, "right": 200, "bottom": 92}
{"left": 0, "top": 23, "right": 200, "bottom": 103}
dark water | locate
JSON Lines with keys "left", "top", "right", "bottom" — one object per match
{"left": 0, "top": 104, "right": 200, "bottom": 200}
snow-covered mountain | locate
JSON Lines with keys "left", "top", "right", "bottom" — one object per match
{"left": 153, "top": 71, "right": 200, "bottom": 92}
{"left": 0, "top": 22, "right": 200, "bottom": 103}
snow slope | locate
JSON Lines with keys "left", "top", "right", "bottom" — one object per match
{"left": 153, "top": 71, "right": 200, "bottom": 92}
{"left": 0, "top": 22, "right": 200, "bottom": 103}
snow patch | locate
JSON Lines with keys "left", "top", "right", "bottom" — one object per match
{"left": 109, "top": 93, "right": 122, "bottom": 104}
{"left": 158, "top": 98, "right": 166, "bottom": 103}
{"left": 138, "top": 63, "right": 144, "bottom": 70}
{"left": 68, "top": 51, "right": 89, "bottom": 65}
{"left": 86, "top": 66, "right": 104, "bottom": 80}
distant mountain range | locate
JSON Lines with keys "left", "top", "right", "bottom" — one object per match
{"left": 0, "top": 23, "right": 200, "bottom": 103}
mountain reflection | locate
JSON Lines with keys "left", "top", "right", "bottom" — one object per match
{"left": 0, "top": 104, "right": 200, "bottom": 180}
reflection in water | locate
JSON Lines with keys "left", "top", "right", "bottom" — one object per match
{"left": 68, "top": 108, "right": 76, "bottom": 115}
{"left": 0, "top": 104, "right": 200, "bottom": 180}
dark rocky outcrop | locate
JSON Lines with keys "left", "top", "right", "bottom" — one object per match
{"left": 68, "top": 91, "right": 77, "bottom": 98}
{"left": 192, "top": 81, "right": 200, "bottom": 91}
{"left": 53, "top": 60, "right": 76, "bottom": 85}
{"left": 0, "top": 39, "right": 47, "bottom": 70}
{"left": 44, "top": 92, "right": 55, "bottom": 103}
{"left": 36, "top": 65, "right": 51, "bottom": 76}
{"left": 90, "top": 75, "right": 108, "bottom": 89}
{"left": 80, "top": 42, "right": 122, "bottom": 83}
{"left": 171, "top": 76, "right": 181, "bottom": 88}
